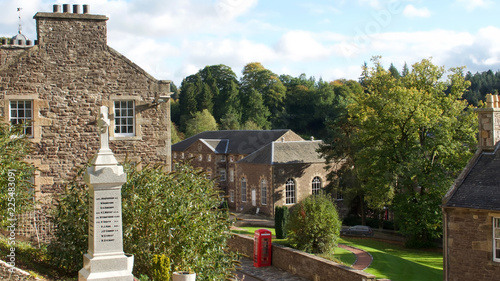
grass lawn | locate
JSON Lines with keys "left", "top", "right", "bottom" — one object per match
{"left": 232, "top": 226, "right": 443, "bottom": 281}
{"left": 340, "top": 237, "right": 443, "bottom": 281}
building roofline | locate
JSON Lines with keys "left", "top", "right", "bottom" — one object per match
{"left": 34, "top": 12, "right": 108, "bottom": 21}
{"left": 443, "top": 141, "right": 500, "bottom": 206}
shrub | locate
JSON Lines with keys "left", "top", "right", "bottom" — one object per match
{"left": 286, "top": 193, "right": 341, "bottom": 254}
{"left": 0, "top": 123, "right": 35, "bottom": 227}
{"left": 48, "top": 162, "right": 238, "bottom": 280}
{"left": 152, "top": 254, "right": 171, "bottom": 281}
{"left": 274, "top": 206, "right": 289, "bottom": 239}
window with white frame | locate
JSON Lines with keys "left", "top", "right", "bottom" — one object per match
{"left": 261, "top": 179, "right": 267, "bottom": 205}
{"left": 198, "top": 154, "right": 203, "bottom": 161}
{"left": 220, "top": 155, "right": 226, "bottom": 162}
{"left": 10, "top": 100, "right": 33, "bottom": 136}
{"left": 494, "top": 218, "right": 500, "bottom": 262}
{"left": 207, "top": 168, "right": 212, "bottom": 179}
{"left": 219, "top": 169, "right": 226, "bottom": 181}
{"left": 114, "top": 100, "right": 135, "bottom": 136}
{"left": 241, "top": 177, "right": 247, "bottom": 202}
{"left": 229, "top": 169, "right": 234, "bottom": 182}
{"left": 312, "top": 176, "right": 322, "bottom": 195}
{"left": 286, "top": 178, "right": 296, "bottom": 204}
{"left": 230, "top": 191, "right": 234, "bottom": 203}
{"left": 207, "top": 154, "right": 211, "bottom": 162}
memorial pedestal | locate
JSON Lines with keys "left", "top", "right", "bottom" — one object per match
{"left": 79, "top": 106, "right": 134, "bottom": 281}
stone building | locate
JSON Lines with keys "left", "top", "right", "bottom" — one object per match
{"left": 172, "top": 130, "right": 331, "bottom": 216}
{"left": 0, "top": 4, "right": 171, "bottom": 241}
{"left": 442, "top": 94, "right": 500, "bottom": 281}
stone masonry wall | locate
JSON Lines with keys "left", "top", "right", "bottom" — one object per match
{"left": 273, "top": 162, "right": 329, "bottom": 208}
{"left": 0, "top": 9, "right": 171, "bottom": 240}
{"left": 445, "top": 208, "right": 500, "bottom": 281}
{"left": 229, "top": 233, "right": 376, "bottom": 281}
{"left": 235, "top": 163, "right": 273, "bottom": 215}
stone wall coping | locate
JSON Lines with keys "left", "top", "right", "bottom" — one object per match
{"left": 34, "top": 12, "right": 108, "bottom": 21}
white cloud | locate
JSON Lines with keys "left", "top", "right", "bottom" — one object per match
{"left": 455, "top": 0, "right": 493, "bottom": 11}
{"left": 275, "top": 31, "right": 331, "bottom": 61}
{"left": 403, "top": 5, "right": 431, "bottom": 18}
{"left": 215, "top": 0, "right": 258, "bottom": 20}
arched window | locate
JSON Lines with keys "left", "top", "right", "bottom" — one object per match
{"left": 286, "top": 178, "right": 296, "bottom": 204}
{"left": 261, "top": 179, "right": 267, "bottom": 205}
{"left": 241, "top": 177, "right": 247, "bottom": 202}
{"left": 312, "top": 176, "right": 322, "bottom": 195}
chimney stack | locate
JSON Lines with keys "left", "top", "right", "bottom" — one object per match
{"left": 63, "top": 4, "right": 70, "bottom": 13}
{"left": 477, "top": 94, "right": 500, "bottom": 151}
{"left": 53, "top": 4, "right": 61, "bottom": 13}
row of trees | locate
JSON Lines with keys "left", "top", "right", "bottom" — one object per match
{"left": 171, "top": 63, "right": 363, "bottom": 140}
{"left": 172, "top": 62, "right": 496, "bottom": 142}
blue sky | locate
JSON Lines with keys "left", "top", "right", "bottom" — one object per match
{"left": 1, "top": 0, "right": 500, "bottom": 86}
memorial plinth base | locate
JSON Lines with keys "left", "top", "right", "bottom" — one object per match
{"left": 78, "top": 253, "right": 134, "bottom": 281}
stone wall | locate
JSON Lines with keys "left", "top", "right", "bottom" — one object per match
{"left": 272, "top": 162, "right": 329, "bottom": 209}
{"left": 235, "top": 163, "right": 273, "bottom": 215}
{"left": 0, "top": 7, "right": 171, "bottom": 241}
{"left": 444, "top": 208, "right": 500, "bottom": 281}
{"left": 229, "top": 233, "right": 377, "bottom": 281}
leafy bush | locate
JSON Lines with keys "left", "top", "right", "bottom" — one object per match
{"left": 286, "top": 194, "right": 341, "bottom": 254}
{"left": 48, "top": 162, "right": 238, "bottom": 280}
{"left": 46, "top": 168, "right": 88, "bottom": 273}
{"left": 0, "top": 123, "right": 35, "bottom": 227}
{"left": 274, "top": 206, "right": 289, "bottom": 239}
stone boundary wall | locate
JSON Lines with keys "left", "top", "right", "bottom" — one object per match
{"left": 0, "top": 259, "right": 38, "bottom": 280}
{"left": 229, "top": 233, "right": 377, "bottom": 281}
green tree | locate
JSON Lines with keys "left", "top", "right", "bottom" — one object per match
{"left": 185, "top": 109, "right": 218, "bottom": 137}
{"left": 322, "top": 57, "right": 477, "bottom": 246}
{"left": 240, "top": 89, "right": 271, "bottom": 129}
{"left": 48, "top": 162, "right": 238, "bottom": 280}
{"left": 171, "top": 122, "right": 184, "bottom": 144}
{"left": 0, "top": 123, "right": 35, "bottom": 227}
{"left": 240, "top": 62, "right": 286, "bottom": 127}
{"left": 286, "top": 194, "right": 341, "bottom": 254}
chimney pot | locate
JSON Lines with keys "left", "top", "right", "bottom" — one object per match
{"left": 53, "top": 4, "right": 61, "bottom": 13}
{"left": 486, "top": 94, "right": 494, "bottom": 108}
{"left": 83, "top": 4, "right": 90, "bottom": 14}
{"left": 73, "top": 5, "right": 81, "bottom": 14}
{"left": 63, "top": 4, "right": 70, "bottom": 13}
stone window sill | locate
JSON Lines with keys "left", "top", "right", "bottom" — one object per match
{"left": 110, "top": 136, "right": 142, "bottom": 141}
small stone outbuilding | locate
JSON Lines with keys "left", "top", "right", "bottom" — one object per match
{"left": 0, "top": 4, "right": 172, "bottom": 241}
{"left": 442, "top": 94, "right": 500, "bottom": 281}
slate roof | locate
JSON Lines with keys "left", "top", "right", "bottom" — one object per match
{"left": 238, "top": 140, "right": 324, "bottom": 165}
{"left": 171, "top": 130, "right": 295, "bottom": 155}
{"left": 200, "top": 139, "right": 229, "bottom": 154}
{"left": 444, "top": 146, "right": 500, "bottom": 211}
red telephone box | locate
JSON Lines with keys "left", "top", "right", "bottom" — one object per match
{"left": 253, "top": 229, "right": 272, "bottom": 267}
